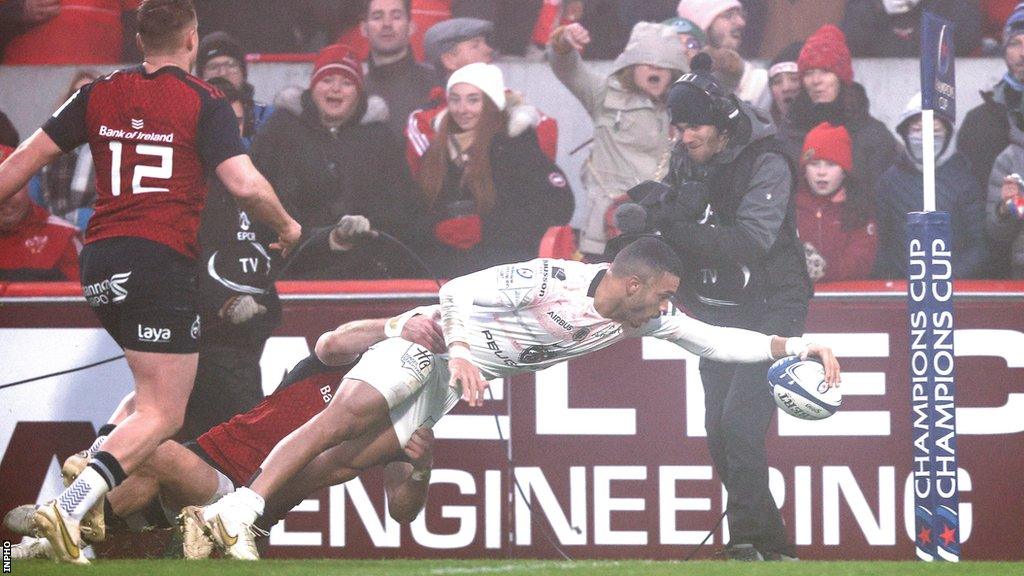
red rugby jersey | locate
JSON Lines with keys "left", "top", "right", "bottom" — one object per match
{"left": 196, "top": 354, "right": 353, "bottom": 485}
{"left": 42, "top": 65, "right": 246, "bottom": 258}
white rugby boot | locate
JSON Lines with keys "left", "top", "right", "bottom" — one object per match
{"left": 32, "top": 501, "right": 89, "bottom": 565}
{"left": 206, "top": 508, "right": 261, "bottom": 560}
{"left": 194, "top": 490, "right": 263, "bottom": 561}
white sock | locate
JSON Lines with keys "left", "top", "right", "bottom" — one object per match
{"left": 86, "top": 435, "right": 108, "bottom": 457}
{"left": 57, "top": 467, "right": 109, "bottom": 521}
{"left": 235, "top": 487, "right": 266, "bottom": 518}
{"left": 205, "top": 487, "right": 265, "bottom": 526}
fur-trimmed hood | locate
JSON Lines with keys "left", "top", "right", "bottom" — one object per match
{"left": 272, "top": 85, "right": 389, "bottom": 126}
{"left": 430, "top": 91, "right": 543, "bottom": 138}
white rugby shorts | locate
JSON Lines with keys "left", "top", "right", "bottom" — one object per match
{"left": 345, "top": 337, "right": 462, "bottom": 446}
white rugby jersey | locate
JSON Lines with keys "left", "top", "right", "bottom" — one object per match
{"left": 438, "top": 258, "right": 776, "bottom": 380}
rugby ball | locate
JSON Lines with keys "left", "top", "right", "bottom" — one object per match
{"left": 768, "top": 356, "right": 841, "bottom": 420}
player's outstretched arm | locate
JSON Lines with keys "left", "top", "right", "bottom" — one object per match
{"left": 651, "top": 313, "right": 842, "bottom": 385}
{"left": 315, "top": 309, "right": 445, "bottom": 366}
{"left": 0, "top": 130, "right": 63, "bottom": 203}
{"left": 215, "top": 154, "right": 302, "bottom": 256}
{"left": 383, "top": 427, "right": 434, "bottom": 524}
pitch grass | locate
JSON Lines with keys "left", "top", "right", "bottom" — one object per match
{"left": 9, "top": 559, "right": 1024, "bottom": 576}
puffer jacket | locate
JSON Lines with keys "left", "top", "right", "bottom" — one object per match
{"left": 548, "top": 21, "right": 687, "bottom": 255}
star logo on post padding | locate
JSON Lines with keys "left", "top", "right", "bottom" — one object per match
{"left": 917, "top": 526, "right": 931, "bottom": 544}
{"left": 939, "top": 524, "right": 957, "bottom": 547}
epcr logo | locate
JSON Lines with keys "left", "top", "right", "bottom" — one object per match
{"left": 239, "top": 211, "right": 251, "bottom": 231}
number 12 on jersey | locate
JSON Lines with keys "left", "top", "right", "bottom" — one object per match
{"left": 108, "top": 141, "right": 173, "bottom": 196}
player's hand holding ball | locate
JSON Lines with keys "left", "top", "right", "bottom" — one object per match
{"left": 780, "top": 336, "right": 841, "bottom": 387}
{"left": 769, "top": 355, "right": 843, "bottom": 420}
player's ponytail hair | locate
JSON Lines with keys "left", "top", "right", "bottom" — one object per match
{"left": 137, "top": 0, "right": 197, "bottom": 55}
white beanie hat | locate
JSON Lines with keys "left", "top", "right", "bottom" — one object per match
{"left": 677, "top": 0, "right": 742, "bottom": 32}
{"left": 446, "top": 62, "right": 506, "bottom": 111}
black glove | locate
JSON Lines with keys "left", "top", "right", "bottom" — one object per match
{"left": 670, "top": 180, "right": 710, "bottom": 222}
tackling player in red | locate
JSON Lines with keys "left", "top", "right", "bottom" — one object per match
{"left": 5, "top": 313, "right": 446, "bottom": 561}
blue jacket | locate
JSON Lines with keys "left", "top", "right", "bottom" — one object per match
{"left": 873, "top": 149, "right": 987, "bottom": 279}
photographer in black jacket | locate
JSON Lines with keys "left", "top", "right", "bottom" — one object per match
{"left": 614, "top": 54, "right": 813, "bottom": 561}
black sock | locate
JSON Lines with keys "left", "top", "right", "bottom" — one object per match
{"left": 98, "top": 423, "right": 117, "bottom": 437}
{"left": 89, "top": 451, "right": 127, "bottom": 489}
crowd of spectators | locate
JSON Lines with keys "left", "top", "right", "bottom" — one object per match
{"left": 3, "top": 0, "right": 1024, "bottom": 282}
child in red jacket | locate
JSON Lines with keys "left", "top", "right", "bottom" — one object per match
{"left": 795, "top": 122, "right": 878, "bottom": 283}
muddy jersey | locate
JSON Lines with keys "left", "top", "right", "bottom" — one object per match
{"left": 438, "top": 258, "right": 777, "bottom": 380}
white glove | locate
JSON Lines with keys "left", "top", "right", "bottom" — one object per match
{"left": 328, "top": 214, "right": 373, "bottom": 251}
{"left": 804, "top": 242, "right": 827, "bottom": 282}
{"left": 881, "top": 0, "right": 920, "bottom": 15}
{"left": 219, "top": 295, "right": 267, "bottom": 325}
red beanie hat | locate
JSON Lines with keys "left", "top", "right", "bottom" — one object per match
{"left": 310, "top": 44, "right": 363, "bottom": 91}
{"left": 797, "top": 25, "right": 853, "bottom": 85}
{"left": 801, "top": 122, "right": 853, "bottom": 173}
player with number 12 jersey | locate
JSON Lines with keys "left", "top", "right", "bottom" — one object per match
{"left": 44, "top": 66, "right": 243, "bottom": 259}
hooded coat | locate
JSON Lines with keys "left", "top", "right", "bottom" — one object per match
{"left": 548, "top": 21, "right": 688, "bottom": 255}
{"left": 251, "top": 89, "right": 427, "bottom": 279}
{"left": 986, "top": 122, "right": 1024, "bottom": 278}
{"left": 873, "top": 95, "right": 987, "bottom": 279}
